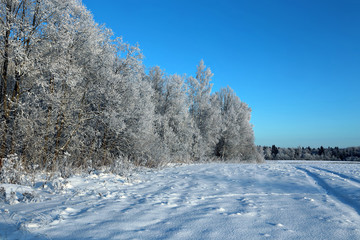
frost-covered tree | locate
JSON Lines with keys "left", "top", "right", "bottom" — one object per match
{"left": 2, "top": 0, "right": 116, "bottom": 172}
{"left": 0, "top": 0, "right": 85, "bottom": 167}
{"left": 187, "top": 60, "right": 220, "bottom": 159}
{"left": 147, "top": 67, "right": 194, "bottom": 162}
{"left": 0, "top": 0, "right": 140, "bottom": 171}
{"left": 213, "top": 87, "right": 261, "bottom": 161}
{"left": 101, "top": 40, "right": 159, "bottom": 167}
{"left": 0, "top": 0, "right": 56, "bottom": 163}
{"left": 263, "top": 146, "right": 272, "bottom": 159}
{"left": 0, "top": 0, "right": 263, "bottom": 177}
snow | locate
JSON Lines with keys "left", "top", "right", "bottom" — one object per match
{"left": 1, "top": 161, "right": 360, "bottom": 239}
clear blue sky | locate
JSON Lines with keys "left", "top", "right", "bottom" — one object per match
{"left": 83, "top": 0, "right": 360, "bottom": 148}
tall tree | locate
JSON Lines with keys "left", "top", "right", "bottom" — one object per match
{"left": 147, "top": 67, "right": 194, "bottom": 162}
{"left": 214, "top": 86, "right": 260, "bottom": 161}
{"left": 187, "top": 60, "right": 220, "bottom": 159}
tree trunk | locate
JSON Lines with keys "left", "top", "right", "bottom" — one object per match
{"left": 0, "top": 26, "right": 11, "bottom": 163}
{"left": 43, "top": 77, "right": 55, "bottom": 168}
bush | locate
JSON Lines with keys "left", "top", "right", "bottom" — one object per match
{"left": 0, "top": 154, "right": 25, "bottom": 184}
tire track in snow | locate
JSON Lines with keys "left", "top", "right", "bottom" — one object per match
{"left": 296, "top": 166, "right": 360, "bottom": 216}
{"left": 310, "top": 166, "right": 360, "bottom": 187}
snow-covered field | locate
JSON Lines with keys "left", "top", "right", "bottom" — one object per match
{"left": 1, "top": 161, "right": 360, "bottom": 239}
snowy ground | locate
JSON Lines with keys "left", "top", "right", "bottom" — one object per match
{"left": 1, "top": 161, "right": 360, "bottom": 239}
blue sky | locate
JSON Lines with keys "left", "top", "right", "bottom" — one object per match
{"left": 83, "top": 0, "right": 360, "bottom": 148}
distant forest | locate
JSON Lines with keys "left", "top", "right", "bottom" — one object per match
{"left": 262, "top": 145, "right": 360, "bottom": 161}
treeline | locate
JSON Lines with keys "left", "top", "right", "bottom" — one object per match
{"left": 262, "top": 145, "right": 360, "bottom": 161}
{"left": 0, "top": 0, "right": 262, "bottom": 180}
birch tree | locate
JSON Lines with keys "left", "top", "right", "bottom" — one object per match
{"left": 187, "top": 60, "right": 220, "bottom": 159}
{"left": 147, "top": 67, "right": 194, "bottom": 162}
{"left": 214, "top": 86, "right": 262, "bottom": 162}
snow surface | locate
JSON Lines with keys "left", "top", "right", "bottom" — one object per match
{"left": 1, "top": 161, "right": 360, "bottom": 239}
